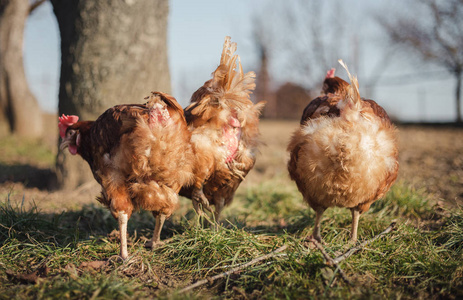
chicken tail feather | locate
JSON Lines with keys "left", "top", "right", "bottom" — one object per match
{"left": 338, "top": 59, "right": 361, "bottom": 110}
{"left": 209, "top": 36, "right": 256, "bottom": 109}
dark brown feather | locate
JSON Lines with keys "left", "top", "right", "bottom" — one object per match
{"left": 300, "top": 96, "right": 341, "bottom": 124}
{"left": 362, "top": 99, "right": 392, "bottom": 122}
{"left": 321, "top": 76, "right": 350, "bottom": 96}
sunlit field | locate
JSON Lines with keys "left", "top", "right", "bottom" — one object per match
{"left": 0, "top": 120, "right": 462, "bottom": 299}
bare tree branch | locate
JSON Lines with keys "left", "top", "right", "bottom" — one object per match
{"left": 253, "top": 0, "right": 350, "bottom": 89}
{"left": 29, "top": 0, "right": 46, "bottom": 14}
{"left": 332, "top": 222, "right": 397, "bottom": 265}
{"left": 307, "top": 222, "right": 397, "bottom": 287}
{"left": 377, "top": 0, "right": 463, "bottom": 121}
{"left": 179, "top": 245, "right": 288, "bottom": 293}
{"left": 307, "top": 237, "right": 352, "bottom": 285}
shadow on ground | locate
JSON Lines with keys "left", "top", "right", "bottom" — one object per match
{"left": 0, "top": 163, "right": 56, "bottom": 190}
{"left": 0, "top": 201, "right": 186, "bottom": 248}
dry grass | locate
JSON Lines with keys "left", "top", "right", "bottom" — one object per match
{"left": 0, "top": 120, "right": 463, "bottom": 298}
{"left": 1, "top": 120, "right": 462, "bottom": 211}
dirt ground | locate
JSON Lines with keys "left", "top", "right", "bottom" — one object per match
{"left": 399, "top": 125, "right": 463, "bottom": 205}
{"left": 1, "top": 120, "right": 462, "bottom": 212}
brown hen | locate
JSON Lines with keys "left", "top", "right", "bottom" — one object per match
{"left": 179, "top": 36, "right": 265, "bottom": 221}
{"left": 287, "top": 61, "right": 399, "bottom": 243}
{"left": 59, "top": 92, "right": 195, "bottom": 259}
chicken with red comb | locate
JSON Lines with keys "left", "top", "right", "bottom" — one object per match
{"left": 58, "top": 92, "right": 195, "bottom": 259}
{"left": 58, "top": 114, "right": 79, "bottom": 138}
{"left": 287, "top": 60, "right": 399, "bottom": 243}
{"left": 326, "top": 68, "right": 336, "bottom": 79}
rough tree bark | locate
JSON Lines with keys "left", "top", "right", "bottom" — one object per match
{"left": 456, "top": 71, "right": 462, "bottom": 123}
{"left": 51, "top": 0, "right": 171, "bottom": 189}
{"left": 0, "top": 0, "right": 44, "bottom": 138}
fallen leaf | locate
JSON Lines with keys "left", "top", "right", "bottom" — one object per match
{"left": 6, "top": 265, "right": 49, "bottom": 284}
{"left": 79, "top": 260, "right": 108, "bottom": 270}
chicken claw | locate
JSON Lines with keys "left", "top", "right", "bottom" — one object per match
{"left": 191, "top": 187, "right": 212, "bottom": 215}
{"left": 144, "top": 240, "right": 165, "bottom": 249}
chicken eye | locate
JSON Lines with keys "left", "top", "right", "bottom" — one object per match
{"left": 67, "top": 129, "right": 75, "bottom": 137}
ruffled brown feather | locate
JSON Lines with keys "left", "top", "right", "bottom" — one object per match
{"left": 288, "top": 60, "right": 399, "bottom": 215}
{"left": 180, "top": 36, "right": 265, "bottom": 213}
{"left": 67, "top": 93, "right": 195, "bottom": 218}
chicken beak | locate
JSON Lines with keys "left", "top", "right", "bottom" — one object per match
{"left": 59, "top": 139, "right": 70, "bottom": 151}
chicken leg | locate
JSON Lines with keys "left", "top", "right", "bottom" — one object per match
{"left": 117, "top": 212, "right": 129, "bottom": 260}
{"left": 145, "top": 213, "right": 167, "bottom": 249}
{"left": 213, "top": 197, "right": 225, "bottom": 223}
{"left": 350, "top": 208, "right": 360, "bottom": 242}
{"left": 192, "top": 187, "right": 212, "bottom": 216}
{"left": 308, "top": 208, "right": 325, "bottom": 243}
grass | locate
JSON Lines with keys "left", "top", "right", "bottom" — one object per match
{"left": 0, "top": 135, "right": 56, "bottom": 189}
{"left": 0, "top": 135, "right": 55, "bottom": 167}
{"left": 1, "top": 122, "right": 462, "bottom": 298}
{"left": 1, "top": 182, "right": 462, "bottom": 299}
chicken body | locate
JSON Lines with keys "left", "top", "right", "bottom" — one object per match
{"left": 59, "top": 92, "right": 194, "bottom": 259}
{"left": 179, "top": 36, "right": 265, "bottom": 220}
{"left": 287, "top": 64, "right": 398, "bottom": 242}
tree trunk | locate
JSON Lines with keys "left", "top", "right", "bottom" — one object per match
{"left": 0, "top": 0, "right": 43, "bottom": 138}
{"left": 456, "top": 71, "right": 462, "bottom": 123}
{"left": 51, "top": 0, "right": 171, "bottom": 189}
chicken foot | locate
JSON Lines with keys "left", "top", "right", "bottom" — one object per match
{"left": 191, "top": 187, "right": 212, "bottom": 216}
{"left": 306, "top": 207, "right": 361, "bottom": 244}
{"left": 145, "top": 213, "right": 167, "bottom": 249}
{"left": 307, "top": 208, "right": 325, "bottom": 243}
{"left": 212, "top": 197, "right": 225, "bottom": 229}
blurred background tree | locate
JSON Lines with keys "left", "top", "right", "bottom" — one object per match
{"left": 0, "top": 0, "right": 46, "bottom": 138}
{"left": 251, "top": 0, "right": 393, "bottom": 119}
{"left": 51, "top": 0, "right": 171, "bottom": 189}
{"left": 1, "top": 0, "right": 462, "bottom": 191}
{"left": 251, "top": 1, "right": 346, "bottom": 118}
{"left": 378, "top": 0, "right": 463, "bottom": 123}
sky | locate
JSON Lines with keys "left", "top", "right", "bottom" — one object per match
{"left": 23, "top": 0, "right": 457, "bottom": 122}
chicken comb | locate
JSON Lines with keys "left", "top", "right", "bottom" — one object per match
{"left": 326, "top": 68, "right": 336, "bottom": 78}
{"left": 338, "top": 59, "right": 361, "bottom": 107}
{"left": 58, "top": 114, "right": 79, "bottom": 138}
